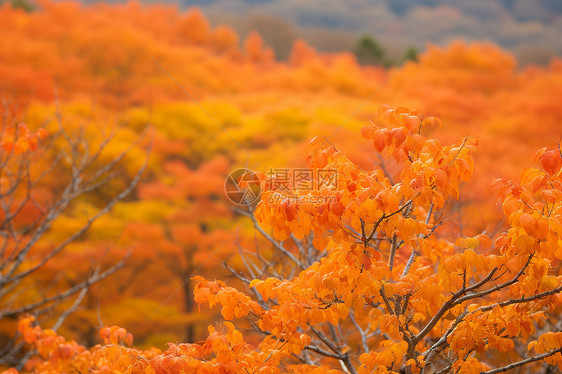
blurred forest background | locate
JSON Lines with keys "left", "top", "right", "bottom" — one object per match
{"left": 3, "top": 0, "right": 562, "bottom": 65}
{"left": 1, "top": 0, "right": 562, "bottom": 366}
{"left": 199, "top": 0, "right": 562, "bottom": 65}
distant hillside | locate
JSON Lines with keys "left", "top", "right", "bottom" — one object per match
{"left": 193, "top": 0, "right": 562, "bottom": 65}
{"left": 4, "top": 0, "right": 561, "bottom": 65}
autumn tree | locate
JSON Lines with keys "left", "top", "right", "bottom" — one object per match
{"left": 9, "top": 105, "right": 562, "bottom": 374}
{"left": 192, "top": 106, "right": 562, "bottom": 374}
{"left": 124, "top": 156, "right": 235, "bottom": 343}
{"left": 199, "top": 107, "right": 562, "bottom": 374}
{"left": 0, "top": 103, "right": 148, "bottom": 368}
{"left": 196, "top": 108, "right": 562, "bottom": 373}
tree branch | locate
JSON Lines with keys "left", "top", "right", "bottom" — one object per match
{"left": 482, "top": 348, "right": 562, "bottom": 374}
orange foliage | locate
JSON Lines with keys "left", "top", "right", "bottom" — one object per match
{"left": 0, "top": 123, "right": 48, "bottom": 154}
{"left": 1, "top": 1, "right": 562, "bottom": 372}
{"left": 9, "top": 111, "right": 562, "bottom": 373}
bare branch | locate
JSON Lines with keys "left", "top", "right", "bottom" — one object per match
{"left": 349, "top": 310, "right": 369, "bottom": 353}
{"left": 482, "top": 348, "right": 562, "bottom": 374}
{"left": 415, "top": 254, "right": 534, "bottom": 344}
{"left": 51, "top": 284, "right": 89, "bottom": 332}
{"left": 403, "top": 203, "right": 433, "bottom": 277}
{"left": 236, "top": 206, "right": 304, "bottom": 269}
{"left": 0, "top": 250, "right": 130, "bottom": 319}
